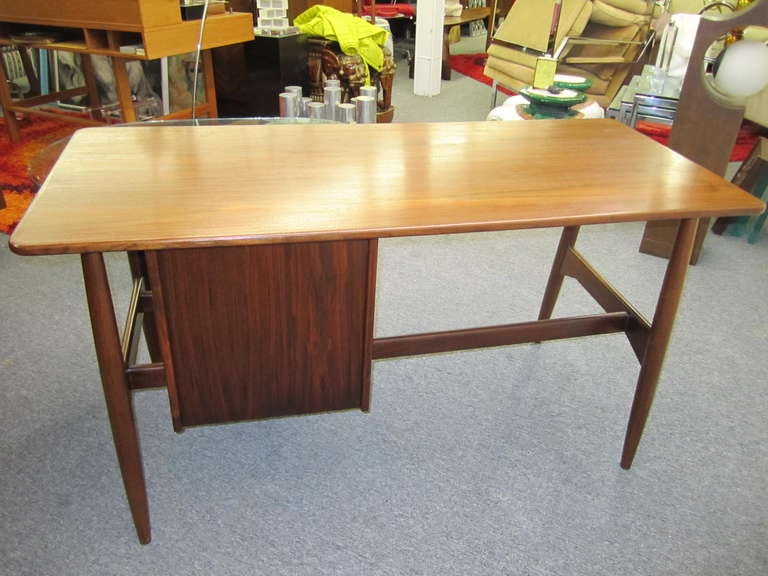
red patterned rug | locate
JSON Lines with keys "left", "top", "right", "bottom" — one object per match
{"left": 0, "top": 116, "right": 81, "bottom": 235}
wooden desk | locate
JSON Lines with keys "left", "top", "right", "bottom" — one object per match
{"left": 10, "top": 120, "right": 764, "bottom": 544}
{"left": 0, "top": 1, "right": 253, "bottom": 142}
{"left": 442, "top": 7, "right": 493, "bottom": 80}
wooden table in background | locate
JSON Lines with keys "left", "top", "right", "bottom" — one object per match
{"left": 0, "top": 0, "right": 253, "bottom": 142}
{"left": 441, "top": 7, "right": 494, "bottom": 80}
{"left": 10, "top": 120, "right": 765, "bottom": 544}
{"left": 406, "top": 5, "right": 497, "bottom": 81}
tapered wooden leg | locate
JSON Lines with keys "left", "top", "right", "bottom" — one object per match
{"left": 81, "top": 54, "right": 103, "bottom": 119}
{"left": 81, "top": 253, "right": 151, "bottom": 544}
{"left": 111, "top": 57, "right": 137, "bottom": 123}
{"left": 441, "top": 28, "right": 452, "bottom": 81}
{"left": 0, "top": 53, "right": 22, "bottom": 143}
{"left": 201, "top": 49, "right": 218, "bottom": 118}
{"left": 18, "top": 47, "right": 40, "bottom": 95}
{"left": 538, "top": 226, "right": 580, "bottom": 320}
{"left": 621, "top": 218, "right": 698, "bottom": 469}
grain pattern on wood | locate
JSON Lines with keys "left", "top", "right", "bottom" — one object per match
{"left": 10, "top": 121, "right": 764, "bottom": 255}
{"left": 153, "top": 240, "right": 372, "bottom": 426}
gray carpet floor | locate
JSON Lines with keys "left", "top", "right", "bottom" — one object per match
{"left": 1, "top": 33, "right": 767, "bottom": 576}
{"left": 392, "top": 33, "right": 495, "bottom": 123}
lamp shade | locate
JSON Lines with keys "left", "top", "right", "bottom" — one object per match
{"left": 713, "top": 39, "right": 768, "bottom": 98}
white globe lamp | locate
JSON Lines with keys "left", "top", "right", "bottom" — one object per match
{"left": 713, "top": 39, "right": 768, "bottom": 99}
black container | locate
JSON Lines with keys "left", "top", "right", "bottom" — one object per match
{"left": 181, "top": 3, "right": 206, "bottom": 20}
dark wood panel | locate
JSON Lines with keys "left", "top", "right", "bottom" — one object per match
{"left": 639, "top": 218, "right": 710, "bottom": 265}
{"left": 126, "top": 363, "right": 166, "bottom": 390}
{"left": 153, "top": 240, "right": 372, "bottom": 427}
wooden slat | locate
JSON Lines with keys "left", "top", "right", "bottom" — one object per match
{"left": 157, "top": 103, "right": 216, "bottom": 121}
{"left": 6, "top": 105, "right": 105, "bottom": 126}
{"left": 121, "top": 277, "right": 144, "bottom": 364}
{"left": 562, "top": 248, "right": 651, "bottom": 362}
{"left": 372, "top": 313, "right": 630, "bottom": 359}
{"left": 564, "top": 56, "right": 630, "bottom": 64}
{"left": 126, "top": 363, "right": 166, "bottom": 390}
{"left": 8, "top": 86, "right": 88, "bottom": 107}
{"left": 140, "top": 14, "right": 254, "bottom": 60}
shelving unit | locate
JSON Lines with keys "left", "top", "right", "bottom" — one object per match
{"left": 0, "top": 0, "right": 254, "bottom": 142}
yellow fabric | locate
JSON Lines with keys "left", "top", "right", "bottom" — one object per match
{"left": 295, "top": 6, "right": 389, "bottom": 74}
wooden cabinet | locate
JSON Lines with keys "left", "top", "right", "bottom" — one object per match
{"left": 0, "top": 1, "right": 255, "bottom": 141}
{"left": 0, "top": 0, "right": 254, "bottom": 60}
{"left": 1, "top": 0, "right": 195, "bottom": 31}
{"left": 214, "top": 33, "right": 309, "bottom": 117}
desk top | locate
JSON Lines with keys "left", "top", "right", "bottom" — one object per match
{"left": 444, "top": 7, "right": 492, "bottom": 27}
{"left": 10, "top": 120, "right": 765, "bottom": 255}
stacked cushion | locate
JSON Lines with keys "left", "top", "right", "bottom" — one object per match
{"left": 493, "top": 0, "right": 593, "bottom": 53}
{"left": 486, "top": 0, "right": 594, "bottom": 93}
{"left": 591, "top": 0, "right": 660, "bottom": 26}
{"left": 484, "top": 0, "right": 656, "bottom": 107}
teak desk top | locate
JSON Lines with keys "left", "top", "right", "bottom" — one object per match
{"left": 10, "top": 120, "right": 765, "bottom": 255}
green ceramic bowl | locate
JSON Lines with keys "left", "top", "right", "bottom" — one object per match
{"left": 519, "top": 87, "right": 587, "bottom": 109}
{"left": 553, "top": 74, "right": 593, "bottom": 92}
